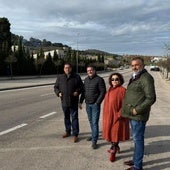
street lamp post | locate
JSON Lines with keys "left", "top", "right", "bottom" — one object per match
{"left": 76, "top": 33, "right": 79, "bottom": 73}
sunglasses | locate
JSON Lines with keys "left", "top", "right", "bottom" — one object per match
{"left": 111, "top": 78, "right": 119, "bottom": 81}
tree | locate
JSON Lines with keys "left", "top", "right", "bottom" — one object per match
{"left": 36, "top": 46, "right": 45, "bottom": 76}
{"left": 53, "top": 50, "right": 58, "bottom": 62}
{"left": 0, "top": 17, "right": 11, "bottom": 75}
{"left": 24, "top": 47, "right": 36, "bottom": 75}
{"left": 42, "top": 39, "right": 52, "bottom": 47}
{"left": 65, "top": 48, "right": 72, "bottom": 62}
{"left": 163, "top": 43, "right": 170, "bottom": 79}
{"left": 42, "top": 52, "right": 56, "bottom": 74}
{"left": 53, "top": 50, "right": 62, "bottom": 74}
{"left": 5, "top": 53, "right": 17, "bottom": 79}
{"left": 163, "top": 59, "right": 169, "bottom": 79}
{"left": 14, "top": 36, "right": 27, "bottom": 75}
{"left": 164, "top": 42, "right": 170, "bottom": 56}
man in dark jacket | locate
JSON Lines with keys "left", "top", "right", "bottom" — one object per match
{"left": 79, "top": 65, "right": 106, "bottom": 149}
{"left": 122, "top": 57, "right": 156, "bottom": 170}
{"left": 54, "top": 63, "right": 83, "bottom": 143}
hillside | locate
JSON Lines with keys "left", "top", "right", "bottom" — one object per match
{"left": 11, "top": 33, "right": 121, "bottom": 57}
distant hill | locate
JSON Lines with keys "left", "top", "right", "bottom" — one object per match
{"left": 11, "top": 33, "right": 121, "bottom": 56}
{"left": 11, "top": 33, "right": 69, "bottom": 49}
{"left": 84, "top": 49, "right": 122, "bottom": 57}
{"left": 84, "top": 49, "right": 111, "bottom": 55}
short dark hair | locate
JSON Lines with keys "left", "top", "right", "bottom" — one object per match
{"left": 64, "top": 62, "right": 72, "bottom": 68}
{"left": 86, "top": 64, "right": 96, "bottom": 70}
{"left": 108, "top": 72, "right": 124, "bottom": 86}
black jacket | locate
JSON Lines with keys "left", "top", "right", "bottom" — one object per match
{"left": 80, "top": 74, "right": 106, "bottom": 105}
{"left": 54, "top": 73, "right": 83, "bottom": 107}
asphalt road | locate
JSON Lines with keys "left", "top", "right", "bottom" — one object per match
{"left": 0, "top": 85, "right": 58, "bottom": 132}
{"left": 0, "top": 70, "right": 170, "bottom": 170}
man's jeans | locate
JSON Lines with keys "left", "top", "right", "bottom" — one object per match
{"left": 62, "top": 105, "right": 79, "bottom": 136}
{"left": 86, "top": 103, "right": 100, "bottom": 143}
{"left": 130, "top": 120, "right": 146, "bottom": 169}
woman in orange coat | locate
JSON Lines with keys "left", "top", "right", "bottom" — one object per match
{"left": 102, "top": 73, "right": 129, "bottom": 162}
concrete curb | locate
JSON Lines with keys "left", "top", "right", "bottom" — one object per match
{"left": 0, "top": 83, "right": 55, "bottom": 91}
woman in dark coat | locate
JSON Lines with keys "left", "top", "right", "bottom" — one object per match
{"left": 102, "top": 73, "right": 129, "bottom": 162}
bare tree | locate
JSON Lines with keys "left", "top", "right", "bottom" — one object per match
{"left": 164, "top": 43, "right": 170, "bottom": 79}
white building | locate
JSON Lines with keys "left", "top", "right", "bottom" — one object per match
{"left": 33, "top": 49, "right": 65, "bottom": 59}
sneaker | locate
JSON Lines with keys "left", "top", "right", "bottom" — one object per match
{"left": 73, "top": 136, "right": 78, "bottom": 143}
{"left": 86, "top": 137, "right": 92, "bottom": 141}
{"left": 62, "top": 133, "right": 71, "bottom": 138}
{"left": 92, "top": 142, "right": 98, "bottom": 149}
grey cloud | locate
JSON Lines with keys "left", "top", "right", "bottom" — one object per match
{"left": 0, "top": 0, "right": 169, "bottom": 55}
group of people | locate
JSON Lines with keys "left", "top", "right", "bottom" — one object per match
{"left": 54, "top": 57, "right": 156, "bottom": 170}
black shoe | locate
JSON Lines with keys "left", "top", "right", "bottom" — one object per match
{"left": 124, "top": 160, "right": 134, "bottom": 166}
{"left": 92, "top": 142, "right": 98, "bottom": 149}
{"left": 86, "top": 137, "right": 92, "bottom": 141}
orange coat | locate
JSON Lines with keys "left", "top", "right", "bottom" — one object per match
{"left": 102, "top": 86, "right": 129, "bottom": 142}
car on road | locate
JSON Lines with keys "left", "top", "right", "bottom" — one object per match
{"left": 150, "top": 66, "right": 160, "bottom": 71}
{"left": 119, "top": 66, "right": 124, "bottom": 70}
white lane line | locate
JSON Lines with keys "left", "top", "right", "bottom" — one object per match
{"left": 0, "top": 123, "right": 27, "bottom": 136}
{"left": 41, "top": 93, "right": 54, "bottom": 97}
{"left": 40, "top": 112, "right": 56, "bottom": 119}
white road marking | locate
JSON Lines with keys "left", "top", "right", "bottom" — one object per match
{"left": 0, "top": 111, "right": 57, "bottom": 136}
{"left": 0, "top": 123, "right": 27, "bottom": 136}
{"left": 39, "top": 112, "right": 56, "bottom": 119}
{"left": 41, "top": 93, "right": 54, "bottom": 97}
{"left": 0, "top": 145, "right": 91, "bottom": 152}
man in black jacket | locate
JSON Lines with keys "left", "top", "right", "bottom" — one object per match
{"left": 54, "top": 63, "right": 83, "bottom": 143}
{"left": 79, "top": 65, "right": 106, "bottom": 149}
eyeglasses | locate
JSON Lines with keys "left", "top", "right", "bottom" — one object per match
{"left": 111, "top": 78, "right": 119, "bottom": 81}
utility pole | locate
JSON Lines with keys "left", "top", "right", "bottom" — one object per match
{"left": 76, "top": 33, "right": 79, "bottom": 73}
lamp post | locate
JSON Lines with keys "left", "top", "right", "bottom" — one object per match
{"left": 76, "top": 33, "right": 79, "bottom": 73}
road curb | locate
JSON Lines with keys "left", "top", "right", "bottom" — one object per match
{"left": 0, "top": 83, "right": 54, "bottom": 91}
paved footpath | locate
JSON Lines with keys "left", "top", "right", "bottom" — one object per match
{"left": 0, "top": 71, "right": 170, "bottom": 170}
{"left": 0, "top": 76, "right": 56, "bottom": 91}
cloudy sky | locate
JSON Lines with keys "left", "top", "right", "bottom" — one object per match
{"left": 0, "top": 0, "right": 170, "bottom": 56}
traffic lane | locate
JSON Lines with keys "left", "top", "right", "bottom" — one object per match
{"left": 0, "top": 71, "right": 125, "bottom": 134}
{"left": 0, "top": 71, "right": 113, "bottom": 111}
{"left": 0, "top": 97, "right": 58, "bottom": 132}
{"left": 0, "top": 71, "right": 131, "bottom": 133}
{"left": 0, "top": 85, "right": 60, "bottom": 132}
{"left": 0, "top": 85, "right": 56, "bottom": 110}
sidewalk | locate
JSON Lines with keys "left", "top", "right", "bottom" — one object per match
{"left": 0, "top": 72, "right": 108, "bottom": 91}
{"left": 0, "top": 76, "right": 56, "bottom": 91}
